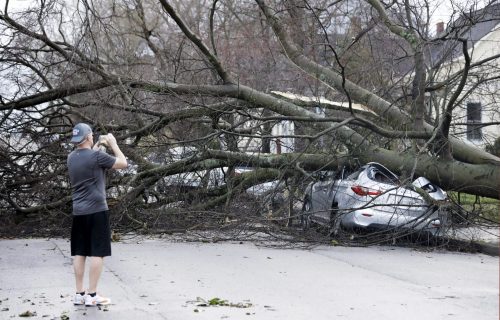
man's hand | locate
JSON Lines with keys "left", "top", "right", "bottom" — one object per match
{"left": 105, "top": 133, "right": 128, "bottom": 169}
{"left": 93, "top": 134, "right": 111, "bottom": 152}
{"left": 105, "top": 133, "right": 117, "bottom": 147}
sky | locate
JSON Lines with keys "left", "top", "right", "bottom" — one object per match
{"left": 429, "top": 0, "right": 494, "bottom": 26}
{"left": 1, "top": 0, "right": 493, "bottom": 24}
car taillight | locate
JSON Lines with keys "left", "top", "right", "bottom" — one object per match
{"left": 351, "top": 185, "right": 382, "bottom": 196}
{"left": 431, "top": 220, "right": 441, "bottom": 228}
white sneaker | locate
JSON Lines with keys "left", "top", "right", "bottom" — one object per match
{"left": 74, "top": 293, "right": 86, "bottom": 305}
{"left": 84, "top": 294, "right": 111, "bottom": 306}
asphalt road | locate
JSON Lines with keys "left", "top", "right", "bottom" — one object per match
{"left": 0, "top": 237, "right": 498, "bottom": 320}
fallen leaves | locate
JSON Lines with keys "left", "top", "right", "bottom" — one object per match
{"left": 18, "top": 310, "right": 36, "bottom": 317}
{"left": 194, "top": 297, "right": 253, "bottom": 309}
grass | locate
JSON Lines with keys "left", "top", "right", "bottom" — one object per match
{"left": 449, "top": 192, "right": 500, "bottom": 223}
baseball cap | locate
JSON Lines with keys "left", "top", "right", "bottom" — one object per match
{"left": 70, "top": 123, "right": 93, "bottom": 144}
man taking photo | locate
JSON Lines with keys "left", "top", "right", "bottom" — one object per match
{"left": 67, "top": 123, "right": 127, "bottom": 306}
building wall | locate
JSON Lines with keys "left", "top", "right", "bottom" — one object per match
{"left": 434, "top": 22, "right": 500, "bottom": 148}
{"left": 236, "top": 115, "right": 295, "bottom": 154}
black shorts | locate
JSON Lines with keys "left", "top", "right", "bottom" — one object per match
{"left": 71, "top": 211, "right": 111, "bottom": 257}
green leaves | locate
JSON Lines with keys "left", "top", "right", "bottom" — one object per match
{"left": 208, "top": 297, "right": 226, "bottom": 306}
{"left": 18, "top": 310, "right": 36, "bottom": 317}
{"left": 194, "top": 297, "right": 253, "bottom": 308}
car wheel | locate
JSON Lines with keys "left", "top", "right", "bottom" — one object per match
{"left": 301, "top": 198, "right": 312, "bottom": 230}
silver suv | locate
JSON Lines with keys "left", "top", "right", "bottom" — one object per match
{"left": 302, "top": 162, "right": 449, "bottom": 236}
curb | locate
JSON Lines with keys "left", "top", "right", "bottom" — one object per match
{"left": 476, "top": 241, "right": 500, "bottom": 256}
{"left": 438, "top": 237, "right": 500, "bottom": 256}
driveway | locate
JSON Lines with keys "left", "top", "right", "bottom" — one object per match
{"left": 0, "top": 237, "right": 498, "bottom": 320}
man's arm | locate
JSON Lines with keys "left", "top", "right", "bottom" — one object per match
{"left": 105, "top": 133, "right": 128, "bottom": 169}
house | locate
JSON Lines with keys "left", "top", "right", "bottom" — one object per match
{"left": 427, "top": 2, "right": 500, "bottom": 149}
{"left": 236, "top": 109, "right": 296, "bottom": 154}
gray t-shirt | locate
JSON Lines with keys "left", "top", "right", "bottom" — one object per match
{"left": 67, "top": 148, "right": 116, "bottom": 215}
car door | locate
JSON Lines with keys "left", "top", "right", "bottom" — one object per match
{"left": 333, "top": 167, "right": 364, "bottom": 210}
{"left": 310, "top": 171, "right": 336, "bottom": 224}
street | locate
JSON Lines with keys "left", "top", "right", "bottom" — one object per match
{"left": 0, "top": 237, "right": 498, "bottom": 320}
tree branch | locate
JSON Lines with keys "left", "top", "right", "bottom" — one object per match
{"left": 158, "top": 0, "right": 232, "bottom": 83}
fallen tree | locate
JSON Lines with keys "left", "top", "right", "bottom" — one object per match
{"left": 0, "top": 0, "right": 499, "bottom": 232}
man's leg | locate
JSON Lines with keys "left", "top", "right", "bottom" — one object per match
{"left": 88, "top": 256, "right": 104, "bottom": 293}
{"left": 73, "top": 255, "right": 86, "bottom": 293}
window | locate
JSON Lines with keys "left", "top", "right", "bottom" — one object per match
{"left": 346, "top": 168, "right": 364, "bottom": 180}
{"left": 369, "top": 169, "right": 397, "bottom": 184}
{"left": 466, "top": 102, "right": 482, "bottom": 140}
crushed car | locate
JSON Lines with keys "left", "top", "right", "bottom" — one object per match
{"left": 301, "top": 162, "right": 449, "bottom": 236}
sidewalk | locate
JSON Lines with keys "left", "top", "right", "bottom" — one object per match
{"left": 0, "top": 237, "right": 498, "bottom": 320}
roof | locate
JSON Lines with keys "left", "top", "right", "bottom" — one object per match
{"left": 271, "top": 91, "right": 376, "bottom": 115}
{"left": 428, "top": 1, "right": 500, "bottom": 67}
